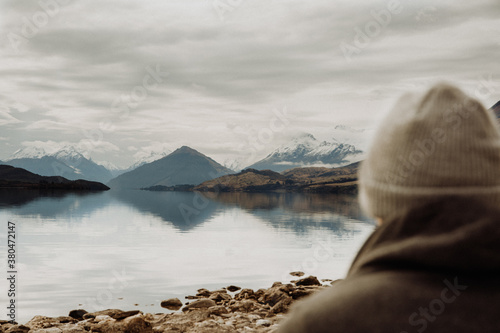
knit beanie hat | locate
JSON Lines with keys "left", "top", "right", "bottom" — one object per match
{"left": 359, "top": 83, "right": 500, "bottom": 221}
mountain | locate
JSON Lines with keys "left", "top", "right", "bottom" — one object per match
{"left": 6, "top": 156, "right": 82, "bottom": 180}
{"left": 247, "top": 133, "right": 362, "bottom": 172}
{"left": 195, "top": 168, "right": 287, "bottom": 192}
{"left": 51, "top": 146, "right": 113, "bottom": 183}
{"left": 10, "top": 146, "right": 48, "bottom": 159}
{"left": 108, "top": 146, "right": 233, "bottom": 190}
{"left": 97, "top": 161, "right": 127, "bottom": 178}
{"left": 222, "top": 158, "right": 242, "bottom": 172}
{"left": 100, "top": 150, "right": 172, "bottom": 178}
{"left": 0, "top": 165, "right": 109, "bottom": 190}
{"left": 6, "top": 146, "right": 113, "bottom": 183}
{"left": 129, "top": 150, "right": 170, "bottom": 170}
{"left": 195, "top": 162, "right": 359, "bottom": 194}
{"left": 491, "top": 100, "right": 500, "bottom": 118}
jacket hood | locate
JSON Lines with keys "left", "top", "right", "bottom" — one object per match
{"left": 348, "top": 196, "right": 500, "bottom": 277}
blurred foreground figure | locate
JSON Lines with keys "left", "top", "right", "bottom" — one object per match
{"left": 278, "top": 83, "right": 500, "bottom": 333}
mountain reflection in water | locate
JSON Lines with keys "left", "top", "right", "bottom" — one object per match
{"left": 0, "top": 189, "right": 374, "bottom": 324}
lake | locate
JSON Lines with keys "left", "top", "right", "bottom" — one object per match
{"left": 0, "top": 189, "right": 374, "bottom": 324}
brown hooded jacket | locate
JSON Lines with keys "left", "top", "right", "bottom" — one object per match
{"left": 277, "top": 197, "right": 500, "bottom": 332}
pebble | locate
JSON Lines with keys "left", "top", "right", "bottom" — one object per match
{"left": 3, "top": 275, "right": 328, "bottom": 333}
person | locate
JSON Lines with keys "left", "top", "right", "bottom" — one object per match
{"left": 277, "top": 83, "right": 500, "bottom": 333}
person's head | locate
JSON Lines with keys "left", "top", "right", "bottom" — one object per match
{"left": 359, "top": 83, "right": 500, "bottom": 223}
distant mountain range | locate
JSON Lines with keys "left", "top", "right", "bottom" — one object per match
{"left": 5, "top": 146, "right": 113, "bottom": 183}
{"left": 1, "top": 129, "right": 366, "bottom": 187}
{"left": 108, "top": 146, "right": 233, "bottom": 189}
{"left": 0, "top": 165, "right": 109, "bottom": 191}
{"left": 3, "top": 102, "right": 499, "bottom": 189}
{"left": 247, "top": 133, "right": 363, "bottom": 172}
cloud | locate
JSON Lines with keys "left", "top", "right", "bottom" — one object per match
{"left": 0, "top": 109, "right": 21, "bottom": 126}
{"left": 132, "top": 142, "right": 172, "bottom": 162}
{"left": 0, "top": 0, "right": 499, "bottom": 166}
{"left": 19, "top": 140, "right": 66, "bottom": 154}
{"left": 25, "top": 119, "right": 67, "bottom": 131}
{"left": 76, "top": 139, "right": 120, "bottom": 155}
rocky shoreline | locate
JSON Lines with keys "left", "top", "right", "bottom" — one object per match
{"left": 1, "top": 273, "right": 337, "bottom": 333}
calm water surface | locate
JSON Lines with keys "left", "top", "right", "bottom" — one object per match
{"left": 0, "top": 189, "right": 374, "bottom": 323}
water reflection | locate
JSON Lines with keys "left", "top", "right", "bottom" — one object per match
{"left": 0, "top": 189, "right": 99, "bottom": 208}
{"left": 207, "top": 192, "right": 365, "bottom": 218}
{"left": 110, "top": 190, "right": 221, "bottom": 231}
{"left": 0, "top": 189, "right": 375, "bottom": 324}
{"left": 0, "top": 190, "right": 373, "bottom": 232}
{"left": 0, "top": 189, "right": 109, "bottom": 217}
{"left": 204, "top": 192, "right": 373, "bottom": 235}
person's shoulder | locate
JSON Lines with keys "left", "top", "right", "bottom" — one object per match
{"left": 277, "top": 271, "right": 437, "bottom": 333}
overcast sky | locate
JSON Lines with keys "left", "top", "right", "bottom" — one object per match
{"left": 1, "top": 0, "right": 499, "bottom": 168}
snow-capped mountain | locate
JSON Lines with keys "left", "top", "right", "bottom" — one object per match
{"left": 97, "top": 161, "right": 121, "bottom": 171}
{"left": 6, "top": 146, "right": 113, "bottom": 183}
{"left": 128, "top": 150, "right": 170, "bottom": 171}
{"left": 10, "top": 146, "right": 49, "bottom": 160}
{"left": 96, "top": 161, "right": 129, "bottom": 178}
{"left": 51, "top": 146, "right": 88, "bottom": 161}
{"left": 246, "top": 132, "right": 364, "bottom": 172}
{"left": 491, "top": 100, "right": 500, "bottom": 118}
{"left": 223, "top": 158, "right": 243, "bottom": 172}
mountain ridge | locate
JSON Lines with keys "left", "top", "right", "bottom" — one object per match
{"left": 491, "top": 100, "right": 500, "bottom": 118}
{"left": 246, "top": 133, "right": 363, "bottom": 172}
{"left": 194, "top": 162, "right": 359, "bottom": 193}
{"left": 0, "top": 164, "right": 109, "bottom": 190}
{"left": 108, "top": 146, "right": 233, "bottom": 189}
{"left": 6, "top": 146, "right": 113, "bottom": 183}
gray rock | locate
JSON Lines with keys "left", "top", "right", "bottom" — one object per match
{"left": 207, "top": 305, "right": 229, "bottom": 316}
{"left": 235, "top": 288, "right": 255, "bottom": 300}
{"left": 160, "top": 298, "right": 183, "bottom": 310}
{"left": 182, "top": 298, "right": 216, "bottom": 312}
{"left": 229, "top": 300, "right": 255, "bottom": 313}
{"left": 4, "top": 325, "right": 30, "bottom": 333}
{"left": 196, "top": 288, "right": 212, "bottom": 297}
{"left": 111, "top": 310, "right": 141, "bottom": 320}
{"left": 82, "top": 309, "right": 123, "bottom": 319}
{"left": 227, "top": 285, "right": 241, "bottom": 292}
{"left": 209, "top": 292, "right": 232, "bottom": 303}
{"left": 291, "top": 287, "right": 316, "bottom": 299}
{"left": 68, "top": 309, "right": 88, "bottom": 321}
{"left": 269, "top": 296, "right": 293, "bottom": 315}
{"left": 295, "top": 275, "right": 321, "bottom": 286}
